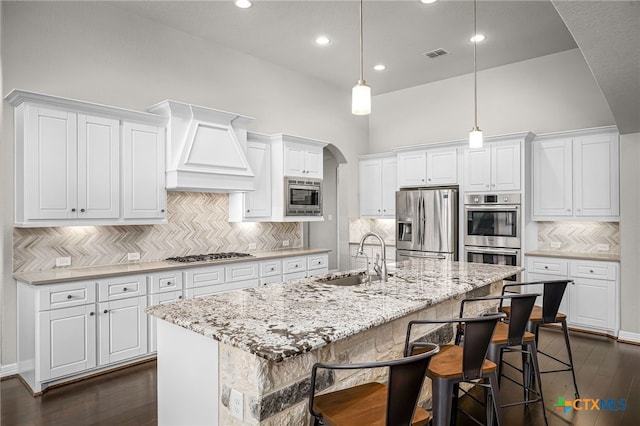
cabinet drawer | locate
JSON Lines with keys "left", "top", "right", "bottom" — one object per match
{"left": 186, "top": 266, "right": 225, "bottom": 289}
{"left": 260, "top": 260, "right": 282, "bottom": 277}
{"left": 526, "top": 257, "right": 568, "bottom": 276}
{"left": 284, "top": 271, "right": 307, "bottom": 281}
{"left": 283, "top": 256, "right": 306, "bottom": 274}
{"left": 307, "top": 254, "right": 328, "bottom": 270}
{"left": 225, "top": 262, "right": 259, "bottom": 283}
{"left": 149, "top": 271, "right": 184, "bottom": 294}
{"left": 98, "top": 274, "right": 147, "bottom": 302}
{"left": 570, "top": 260, "right": 617, "bottom": 280}
{"left": 39, "top": 281, "right": 96, "bottom": 310}
{"left": 260, "top": 275, "right": 283, "bottom": 286}
{"left": 307, "top": 267, "right": 328, "bottom": 278}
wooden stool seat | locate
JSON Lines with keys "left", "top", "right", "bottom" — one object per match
{"left": 428, "top": 344, "right": 497, "bottom": 379}
{"left": 491, "top": 321, "right": 535, "bottom": 344}
{"left": 313, "top": 382, "right": 431, "bottom": 426}
{"left": 502, "top": 305, "right": 566, "bottom": 323}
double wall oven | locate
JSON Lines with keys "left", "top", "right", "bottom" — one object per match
{"left": 464, "top": 193, "right": 521, "bottom": 281}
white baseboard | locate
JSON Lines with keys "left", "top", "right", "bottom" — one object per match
{"left": 618, "top": 330, "right": 640, "bottom": 344}
{"left": 0, "top": 363, "right": 18, "bottom": 378}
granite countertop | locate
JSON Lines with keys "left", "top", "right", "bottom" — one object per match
{"left": 13, "top": 248, "right": 331, "bottom": 285}
{"left": 146, "top": 259, "right": 521, "bottom": 362}
{"left": 525, "top": 250, "right": 620, "bottom": 262}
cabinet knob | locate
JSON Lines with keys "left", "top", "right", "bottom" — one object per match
{"left": 161, "top": 209, "right": 165, "bottom": 213}
{"left": 80, "top": 208, "right": 85, "bottom": 213}
{"left": 589, "top": 269, "right": 594, "bottom": 273}
{"left": 544, "top": 266, "right": 548, "bottom": 269}
{"left": 67, "top": 295, "right": 73, "bottom": 300}
{"left": 421, "top": 179, "right": 425, "bottom": 182}
{"left": 577, "top": 208, "right": 581, "bottom": 212}
{"left": 103, "top": 309, "right": 109, "bottom": 314}
{"left": 428, "top": 178, "right": 431, "bottom": 182}
{"left": 567, "top": 208, "right": 571, "bottom": 212}
{"left": 295, "top": 264, "right": 299, "bottom": 268}
{"left": 485, "top": 184, "right": 490, "bottom": 188}
{"left": 378, "top": 209, "right": 381, "bottom": 213}
{"left": 178, "top": 295, "right": 183, "bottom": 300}
{"left": 71, "top": 208, "right": 76, "bottom": 212}
{"left": 247, "top": 209, "right": 250, "bottom": 213}
{"left": 123, "top": 287, "right": 128, "bottom": 292}
{"left": 270, "top": 267, "right": 275, "bottom": 271}
{"left": 90, "top": 312, "right": 95, "bottom": 316}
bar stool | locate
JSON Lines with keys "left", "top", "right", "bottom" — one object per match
{"left": 308, "top": 343, "right": 439, "bottom": 426}
{"left": 404, "top": 314, "right": 506, "bottom": 426}
{"left": 458, "top": 294, "right": 548, "bottom": 426}
{"left": 502, "top": 280, "right": 579, "bottom": 399}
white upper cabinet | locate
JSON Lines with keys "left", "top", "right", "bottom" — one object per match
{"left": 463, "top": 140, "right": 521, "bottom": 192}
{"left": 284, "top": 140, "right": 323, "bottom": 179}
{"left": 532, "top": 127, "right": 619, "bottom": 221}
{"left": 397, "top": 147, "right": 457, "bottom": 188}
{"left": 358, "top": 154, "right": 397, "bottom": 218}
{"left": 122, "top": 122, "right": 166, "bottom": 219}
{"left": 7, "top": 90, "right": 167, "bottom": 227}
{"left": 229, "top": 134, "right": 272, "bottom": 221}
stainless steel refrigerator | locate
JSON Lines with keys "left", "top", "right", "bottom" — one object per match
{"left": 396, "top": 188, "right": 458, "bottom": 261}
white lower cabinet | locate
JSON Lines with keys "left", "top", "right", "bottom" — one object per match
{"left": 525, "top": 256, "right": 619, "bottom": 335}
{"left": 98, "top": 296, "right": 148, "bottom": 365}
{"left": 39, "top": 304, "right": 97, "bottom": 381}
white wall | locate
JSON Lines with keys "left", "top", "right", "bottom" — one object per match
{"left": 1, "top": 1, "right": 368, "bottom": 365}
{"left": 370, "top": 49, "right": 615, "bottom": 152}
{"left": 620, "top": 133, "right": 640, "bottom": 335}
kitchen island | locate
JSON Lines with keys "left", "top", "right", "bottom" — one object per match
{"left": 146, "top": 259, "right": 521, "bottom": 425}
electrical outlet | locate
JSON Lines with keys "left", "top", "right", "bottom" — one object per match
{"left": 127, "top": 252, "right": 141, "bottom": 261}
{"left": 597, "top": 244, "right": 610, "bottom": 251}
{"left": 230, "top": 389, "right": 243, "bottom": 421}
{"left": 282, "top": 240, "right": 289, "bottom": 247}
{"left": 248, "top": 243, "right": 257, "bottom": 250}
{"left": 55, "top": 257, "right": 71, "bottom": 267}
{"left": 550, "top": 242, "right": 562, "bottom": 248}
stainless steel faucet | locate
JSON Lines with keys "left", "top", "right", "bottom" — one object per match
{"left": 357, "top": 232, "right": 388, "bottom": 282}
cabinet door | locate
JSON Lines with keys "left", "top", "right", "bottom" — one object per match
{"left": 492, "top": 142, "right": 521, "bottom": 191}
{"left": 359, "top": 160, "right": 383, "bottom": 217}
{"left": 427, "top": 148, "right": 458, "bottom": 186}
{"left": 532, "top": 138, "right": 573, "bottom": 217}
{"left": 24, "top": 105, "right": 78, "bottom": 220}
{"left": 573, "top": 133, "right": 619, "bottom": 217}
{"left": 304, "top": 145, "right": 324, "bottom": 179}
{"left": 284, "top": 142, "right": 306, "bottom": 177}
{"left": 381, "top": 158, "right": 398, "bottom": 217}
{"left": 463, "top": 147, "right": 491, "bottom": 192}
{"left": 244, "top": 142, "right": 271, "bottom": 218}
{"left": 397, "top": 151, "right": 427, "bottom": 187}
{"left": 77, "top": 114, "right": 120, "bottom": 219}
{"left": 122, "top": 122, "right": 166, "bottom": 219}
{"left": 569, "top": 277, "right": 615, "bottom": 331}
{"left": 39, "top": 304, "right": 96, "bottom": 381}
{"left": 99, "top": 296, "right": 148, "bottom": 365}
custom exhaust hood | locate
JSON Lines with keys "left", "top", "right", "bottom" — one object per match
{"left": 148, "top": 100, "right": 255, "bottom": 192}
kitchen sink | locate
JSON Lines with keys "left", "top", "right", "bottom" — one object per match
{"left": 320, "top": 274, "right": 385, "bottom": 286}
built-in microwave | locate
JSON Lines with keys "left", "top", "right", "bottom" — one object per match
{"left": 285, "top": 177, "right": 323, "bottom": 216}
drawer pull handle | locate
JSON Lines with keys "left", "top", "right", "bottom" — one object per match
{"left": 103, "top": 309, "right": 109, "bottom": 314}
{"left": 90, "top": 312, "right": 95, "bottom": 316}
{"left": 67, "top": 295, "right": 73, "bottom": 300}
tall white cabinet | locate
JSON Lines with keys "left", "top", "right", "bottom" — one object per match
{"left": 532, "top": 127, "right": 619, "bottom": 221}
{"left": 6, "top": 90, "right": 167, "bottom": 227}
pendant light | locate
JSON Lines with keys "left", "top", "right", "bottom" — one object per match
{"left": 469, "top": 0, "right": 483, "bottom": 148}
{"left": 352, "top": 0, "right": 371, "bottom": 115}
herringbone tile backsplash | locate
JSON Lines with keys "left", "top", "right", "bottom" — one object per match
{"left": 349, "top": 218, "right": 396, "bottom": 244}
{"left": 13, "top": 192, "right": 302, "bottom": 273}
{"left": 537, "top": 221, "right": 619, "bottom": 253}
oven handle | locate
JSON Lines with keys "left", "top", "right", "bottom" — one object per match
{"left": 464, "top": 205, "right": 520, "bottom": 211}
{"left": 401, "top": 253, "right": 447, "bottom": 260}
{"left": 466, "top": 247, "right": 520, "bottom": 255}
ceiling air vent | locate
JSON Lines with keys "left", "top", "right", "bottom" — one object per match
{"left": 423, "top": 48, "right": 449, "bottom": 59}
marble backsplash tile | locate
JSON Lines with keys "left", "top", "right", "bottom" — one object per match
{"left": 349, "top": 218, "right": 396, "bottom": 245}
{"left": 537, "top": 221, "right": 619, "bottom": 253}
{"left": 13, "top": 192, "right": 302, "bottom": 273}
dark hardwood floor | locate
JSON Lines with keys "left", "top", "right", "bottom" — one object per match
{"left": 2, "top": 328, "right": 640, "bottom": 425}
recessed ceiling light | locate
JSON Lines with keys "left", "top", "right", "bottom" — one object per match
{"left": 420, "top": 0, "right": 438, "bottom": 4}
{"left": 235, "top": 0, "right": 252, "bottom": 9}
{"left": 470, "top": 34, "right": 486, "bottom": 43}
{"left": 374, "top": 64, "right": 386, "bottom": 71}
{"left": 315, "top": 36, "right": 331, "bottom": 46}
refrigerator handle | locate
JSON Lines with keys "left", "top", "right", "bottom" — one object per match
{"left": 421, "top": 195, "right": 426, "bottom": 248}
{"left": 417, "top": 196, "right": 422, "bottom": 247}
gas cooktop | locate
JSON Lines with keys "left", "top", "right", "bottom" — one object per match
{"left": 165, "top": 252, "right": 254, "bottom": 263}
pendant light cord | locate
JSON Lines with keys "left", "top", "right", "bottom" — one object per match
{"left": 473, "top": 0, "right": 478, "bottom": 129}
{"left": 359, "top": 0, "right": 364, "bottom": 82}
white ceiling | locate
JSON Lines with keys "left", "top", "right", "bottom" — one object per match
{"left": 111, "top": 0, "right": 577, "bottom": 95}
